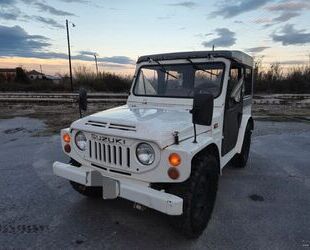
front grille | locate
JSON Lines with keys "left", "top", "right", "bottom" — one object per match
{"left": 88, "top": 139, "right": 131, "bottom": 169}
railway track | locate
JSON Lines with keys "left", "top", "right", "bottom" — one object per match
{"left": 0, "top": 92, "right": 128, "bottom": 103}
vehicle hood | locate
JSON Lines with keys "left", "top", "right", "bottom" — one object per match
{"left": 71, "top": 105, "right": 209, "bottom": 148}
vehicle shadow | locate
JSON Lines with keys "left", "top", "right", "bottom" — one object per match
{"left": 43, "top": 193, "right": 198, "bottom": 249}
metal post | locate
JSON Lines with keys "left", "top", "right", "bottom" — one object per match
{"left": 66, "top": 19, "right": 73, "bottom": 92}
{"left": 94, "top": 54, "right": 99, "bottom": 76}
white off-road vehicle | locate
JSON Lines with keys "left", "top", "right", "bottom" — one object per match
{"left": 53, "top": 50, "right": 254, "bottom": 238}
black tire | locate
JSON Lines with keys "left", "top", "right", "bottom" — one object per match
{"left": 231, "top": 123, "right": 252, "bottom": 168}
{"left": 69, "top": 158, "right": 102, "bottom": 198}
{"left": 69, "top": 181, "right": 102, "bottom": 198}
{"left": 168, "top": 154, "right": 219, "bottom": 239}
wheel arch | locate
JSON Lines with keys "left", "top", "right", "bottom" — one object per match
{"left": 191, "top": 143, "right": 220, "bottom": 175}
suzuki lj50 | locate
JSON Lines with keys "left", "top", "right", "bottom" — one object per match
{"left": 53, "top": 50, "right": 254, "bottom": 238}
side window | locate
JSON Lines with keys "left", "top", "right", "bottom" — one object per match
{"left": 244, "top": 68, "right": 253, "bottom": 96}
{"left": 228, "top": 65, "right": 243, "bottom": 104}
{"left": 194, "top": 65, "right": 224, "bottom": 97}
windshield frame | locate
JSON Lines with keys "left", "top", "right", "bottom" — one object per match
{"left": 132, "top": 62, "right": 226, "bottom": 99}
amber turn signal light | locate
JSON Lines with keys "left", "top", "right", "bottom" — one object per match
{"left": 169, "top": 153, "right": 181, "bottom": 167}
{"left": 168, "top": 167, "right": 180, "bottom": 180}
{"left": 63, "top": 133, "right": 71, "bottom": 143}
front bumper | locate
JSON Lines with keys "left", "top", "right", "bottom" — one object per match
{"left": 53, "top": 161, "right": 183, "bottom": 215}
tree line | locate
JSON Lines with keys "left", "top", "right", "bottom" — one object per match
{"left": 0, "top": 63, "right": 309, "bottom": 93}
{"left": 254, "top": 60, "right": 310, "bottom": 94}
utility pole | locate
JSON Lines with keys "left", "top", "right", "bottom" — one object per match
{"left": 94, "top": 54, "right": 99, "bottom": 76}
{"left": 40, "top": 65, "right": 43, "bottom": 74}
{"left": 66, "top": 19, "right": 73, "bottom": 92}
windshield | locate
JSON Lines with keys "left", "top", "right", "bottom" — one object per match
{"left": 133, "top": 62, "right": 225, "bottom": 98}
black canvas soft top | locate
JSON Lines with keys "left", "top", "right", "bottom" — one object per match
{"left": 137, "top": 50, "right": 253, "bottom": 67}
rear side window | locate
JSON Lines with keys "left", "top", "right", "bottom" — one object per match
{"left": 244, "top": 68, "right": 253, "bottom": 96}
{"left": 228, "top": 65, "right": 243, "bottom": 104}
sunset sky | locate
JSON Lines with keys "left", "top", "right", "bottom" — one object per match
{"left": 0, "top": 0, "right": 310, "bottom": 75}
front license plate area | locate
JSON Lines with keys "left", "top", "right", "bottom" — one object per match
{"left": 102, "top": 176, "right": 119, "bottom": 199}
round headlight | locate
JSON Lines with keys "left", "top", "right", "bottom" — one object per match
{"left": 75, "top": 131, "right": 87, "bottom": 151}
{"left": 136, "top": 143, "right": 155, "bottom": 165}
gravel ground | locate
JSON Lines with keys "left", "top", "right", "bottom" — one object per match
{"left": 0, "top": 115, "right": 309, "bottom": 249}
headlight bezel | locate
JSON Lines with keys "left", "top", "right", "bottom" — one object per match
{"left": 135, "top": 142, "right": 155, "bottom": 166}
{"left": 75, "top": 131, "right": 87, "bottom": 151}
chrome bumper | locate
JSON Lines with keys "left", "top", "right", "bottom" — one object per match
{"left": 53, "top": 161, "right": 183, "bottom": 215}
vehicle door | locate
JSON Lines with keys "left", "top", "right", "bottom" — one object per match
{"left": 222, "top": 63, "right": 244, "bottom": 156}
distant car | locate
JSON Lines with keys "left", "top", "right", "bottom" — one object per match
{"left": 53, "top": 50, "right": 254, "bottom": 238}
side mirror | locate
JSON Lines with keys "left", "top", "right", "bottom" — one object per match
{"left": 191, "top": 93, "right": 214, "bottom": 126}
{"left": 78, "top": 88, "right": 87, "bottom": 117}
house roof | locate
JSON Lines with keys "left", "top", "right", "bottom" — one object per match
{"left": 0, "top": 68, "right": 16, "bottom": 73}
{"left": 28, "top": 70, "right": 44, "bottom": 75}
{"left": 137, "top": 50, "right": 254, "bottom": 67}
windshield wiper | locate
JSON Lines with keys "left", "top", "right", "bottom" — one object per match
{"left": 186, "top": 58, "right": 219, "bottom": 77}
{"left": 147, "top": 57, "right": 178, "bottom": 79}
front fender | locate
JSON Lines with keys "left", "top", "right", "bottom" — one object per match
{"left": 166, "top": 131, "right": 220, "bottom": 179}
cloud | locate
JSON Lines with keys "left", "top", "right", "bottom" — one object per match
{"left": 273, "top": 12, "right": 299, "bottom": 22}
{"left": 246, "top": 46, "right": 270, "bottom": 53}
{"left": 259, "top": 11, "right": 300, "bottom": 28}
{"left": 168, "top": 1, "right": 197, "bottom": 8}
{"left": 98, "top": 56, "right": 135, "bottom": 64}
{"left": 253, "top": 18, "right": 271, "bottom": 24}
{"left": 0, "top": 0, "right": 15, "bottom": 5}
{"left": 266, "top": 1, "right": 310, "bottom": 11}
{"left": 60, "top": 0, "right": 87, "bottom": 2}
{"left": 79, "top": 51, "right": 96, "bottom": 56}
{"left": 0, "top": 5, "right": 65, "bottom": 29}
{"left": 32, "top": 16, "right": 64, "bottom": 29}
{"left": 0, "top": 8, "right": 20, "bottom": 20}
{"left": 74, "top": 52, "right": 135, "bottom": 64}
{"left": 0, "top": 25, "right": 134, "bottom": 64}
{"left": 271, "top": 24, "right": 310, "bottom": 45}
{"left": 211, "top": 0, "right": 269, "bottom": 18}
{"left": 202, "top": 28, "right": 236, "bottom": 48}
{"left": 0, "top": 25, "right": 50, "bottom": 56}
{"left": 258, "top": 1, "right": 310, "bottom": 27}
{"left": 34, "top": 2, "right": 74, "bottom": 16}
